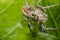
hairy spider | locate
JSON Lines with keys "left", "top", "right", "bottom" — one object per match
{"left": 22, "top": 0, "right": 60, "bottom": 36}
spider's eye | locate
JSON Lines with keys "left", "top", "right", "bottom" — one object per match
{"left": 32, "top": 14, "right": 36, "bottom": 16}
{"left": 37, "top": 16, "right": 39, "bottom": 18}
{"left": 37, "top": 19, "right": 39, "bottom": 21}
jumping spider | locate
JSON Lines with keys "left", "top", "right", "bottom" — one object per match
{"left": 22, "top": 0, "right": 60, "bottom": 36}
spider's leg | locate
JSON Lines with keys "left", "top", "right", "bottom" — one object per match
{"left": 28, "top": 22, "right": 36, "bottom": 37}
{"left": 42, "top": 3, "right": 60, "bottom": 9}
{"left": 39, "top": 23, "right": 46, "bottom": 32}
{"left": 35, "top": 0, "right": 42, "bottom": 8}
{"left": 30, "top": 0, "right": 36, "bottom": 10}
{"left": 24, "top": 0, "right": 28, "bottom": 6}
{"left": 36, "top": 0, "right": 42, "bottom": 5}
{"left": 41, "top": 23, "right": 56, "bottom": 32}
{"left": 46, "top": 28, "right": 56, "bottom": 31}
{"left": 28, "top": 22, "right": 32, "bottom": 33}
{"left": 35, "top": 4, "right": 47, "bottom": 12}
{"left": 41, "top": 23, "right": 46, "bottom": 32}
{"left": 30, "top": 0, "right": 34, "bottom": 6}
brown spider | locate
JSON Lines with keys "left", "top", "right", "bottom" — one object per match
{"left": 22, "top": 0, "right": 60, "bottom": 36}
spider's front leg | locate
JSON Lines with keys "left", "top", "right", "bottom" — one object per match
{"left": 28, "top": 22, "right": 32, "bottom": 33}
{"left": 28, "top": 21, "right": 36, "bottom": 37}
{"left": 46, "top": 27, "right": 56, "bottom": 32}
{"left": 41, "top": 23, "right": 56, "bottom": 32}
{"left": 40, "top": 23, "right": 46, "bottom": 32}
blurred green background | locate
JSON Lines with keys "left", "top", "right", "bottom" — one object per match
{"left": 0, "top": 0, "right": 60, "bottom": 40}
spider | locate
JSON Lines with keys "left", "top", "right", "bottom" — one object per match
{"left": 22, "top": 0, "right": 60, "bottom": 36}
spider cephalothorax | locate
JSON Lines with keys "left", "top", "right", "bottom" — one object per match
{"left": 31, "top": 9, "right": 47, "bottom": 23}
{"left": 22, "top": 5, "right": 47, "bottom": 23}
{"left": 22, "top": 0, "right": 60, "bottom": 36}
